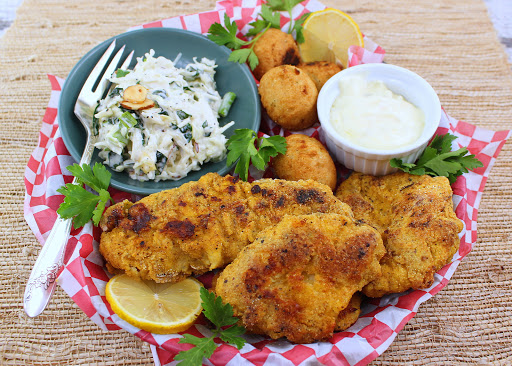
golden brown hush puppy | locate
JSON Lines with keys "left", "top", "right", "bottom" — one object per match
{"left": 272, "top": 134, "right": 337, "bottom": 190}
{"left": 252, "top": 28, "right": 301, "bottom": 80}
{"left": 298, "top": 61, "right": 342, "bottom": 91}
{"left": 259, "top": 65, "right": 318, "bottom": 131}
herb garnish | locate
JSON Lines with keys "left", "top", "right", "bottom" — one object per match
{"left": 56, "top": 163, "right": 113, "bottom": 228}
{"left": 226, "top": 128, "right": 287, "bottom": 181}
{"left": 246, "top": 0, "right": 310, "bottom": 42}
{"left": 207, "top": 13, "right": 265, "bottom": 70}
{"left": 175, "top": 287, "right": 246, "bottom": 366}
{"left": 177, "top": 110, "right": 191, "bottom": 120}
{"left": 207, "top": 1, "right": 309, "bottom": 70}
{"left": 390, "top": 133, "right": 484, "bottom": 184}
{"left": 115, "top": 69, "right": 130, "bottom": 78}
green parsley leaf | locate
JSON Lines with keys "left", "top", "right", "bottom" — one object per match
{"left": 175, "top": 334, "right": 217, "bottom": 366}
{"left": 458, "top": 153, "right": 484, "bottom": 171}
{"left": 226, "top": 129, "right": 258, "bottom": 166}
{"left": 246, "top": 19, "right": 271, "bottom": 37}
{"left": 219, "top": 325, "right": 246, "bottom": 349}
{"left": 233, "top": 153, "right": 252, "bottom": 180}
{"left": 266, "top": 0, "right": 308, "bottom": 38}
{"left": 226, "top": 129, "right": 287, "bottom": 181}
{"left": 423, "top": 153, "right": 465, "bottom": 177}
{"left": 266, "top": 0, "right": 303, "bottom": 11}
{"left": 390, "top": 133, "right": 484, "bottom": 184}
{"left": 428, "top": 133, "right": 458, "bottom": 154}
{"left": 56, "top": 163, "right": 113, "bottom": 229}
{"left": 414, "top": 146, "right": 438, "bottom": 167}
{"left": 93, "top": 189, "right": 112, "bottom": 225}
{"left": 56, "top": 185, "right": 101, "bottom": 228}
{"left": 115, "top": 69, "right": 130, "bottom": 78}
{"left": 176, "top": 287, "right": 246, "bottom": 366}
{"left": 227, "top": 48, "right": 255, "bottom": 67}
{"left": 200, "top": 287, "right": 238, "bottom": 328}
{"left": 207, "top": 13, "right": 247, "bottom": 50}
{"left": 208, "top": 13, "right": 269, "bottom": 70}
{"left": 208, "top": 1, "right": 307, "bottom": 69}
{"left": 260, "top": 4, "right": 281, "bottom": 29}
{"left": 66, "top": 162, "right": 111, "bottom": 192}
{"left": 246, "top": 51, "right": 260, "bottom": 70}
{"left": 260, "top": 136, "right": 286, "bottom": 162}
{"left": 292, "top": 12, "right": 310, "bottom": 43}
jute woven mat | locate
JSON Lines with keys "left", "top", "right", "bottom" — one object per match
{"left": 1, "top": 0, "right": 511, "bottom": 364}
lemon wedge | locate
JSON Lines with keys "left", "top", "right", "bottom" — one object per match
{"left": 299, "top": 8, "right": 364, "bottom": 68}
{"left": 106, "top": 274, "right": 203, "bottom": 334}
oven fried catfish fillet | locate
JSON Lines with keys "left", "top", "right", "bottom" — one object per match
{"left": 213, "top": 213, "right": 385, "bottom": 344}
{"left": 336, "top": 172, "right": 464, "bottom": 297}
{"left": 99, "top": 173, "right": 353, "bottom": 283}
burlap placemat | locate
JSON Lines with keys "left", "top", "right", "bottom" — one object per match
{"left": 1, "top": 0, "right": 511, "bottom": 365}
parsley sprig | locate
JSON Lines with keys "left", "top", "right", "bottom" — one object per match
{"left": 208, "top": 13, "right": 270, "bottom": 70}
{"left": 56, "top": 163, "right": 113, "bottom": 228}
{"left": 248, "top": 0, "right": 310, "bottom": 43}
{"left": 175, "top": 287, "right": 246, "bottom": 366}
{"left": 226, "top": 128, "right": 287, "bottom": 181}
{"left": 390, "top": 133, "right": 484, "bottom": 184}
{"left": 207, "top": 0, "right": 309, "bottom": 70}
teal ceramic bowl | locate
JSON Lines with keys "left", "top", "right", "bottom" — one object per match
{"left": 59, "top": 28, "right": 260, "bottom": 195}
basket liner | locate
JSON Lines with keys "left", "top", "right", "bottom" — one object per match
{"left": 23, "top": 0, "right": 511, "bottom": 364}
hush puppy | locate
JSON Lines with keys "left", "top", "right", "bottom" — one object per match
{"left": 252, "top": 28, "right": 301, "bottom": 80}
{"left": 298, "top": 61, "right": 342, "bottom": 91}
{"left": 272, "top": 134, "right": 337, "bottom": 190}
{"left": 259, "top": 65, "right": 318, "bottom": 131}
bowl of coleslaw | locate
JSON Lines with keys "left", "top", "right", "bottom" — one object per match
{"left": 59, "top": 28, "right": 260, "bottom": 194}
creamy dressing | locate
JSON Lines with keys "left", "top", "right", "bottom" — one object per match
{"left": 329, "top": 75, "right": 425, "bottom": 150}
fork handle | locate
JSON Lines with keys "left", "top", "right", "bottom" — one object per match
{"left": 79, "top": 137, "right": 96, "bottom": 165}
{"left": 23, "top": 138, "right": 96, "bottom": 317}
{"left": 23, "top": 215, "right": 73, "bottom": 317}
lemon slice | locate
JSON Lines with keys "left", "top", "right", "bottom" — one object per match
{"left": 299, "top": 8, "right": 364, "bottom": 68}
{"left": 106, "top": 274, "right": 203, "bottom": 334}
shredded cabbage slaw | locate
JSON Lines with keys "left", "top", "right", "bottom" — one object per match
{"left": 93, "top": 49, "right": 235, "bottom": 182}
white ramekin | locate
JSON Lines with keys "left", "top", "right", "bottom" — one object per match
{"left": 317, "top": 63, "right": 441, "bottom": 175}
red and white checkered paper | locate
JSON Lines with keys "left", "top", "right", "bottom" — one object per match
{"left": 23, "top": 1, "right": 510, "bottom": 365}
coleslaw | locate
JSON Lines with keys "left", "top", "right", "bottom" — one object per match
{"left": 93, "top": 49, "right": 235, "bottom": 181}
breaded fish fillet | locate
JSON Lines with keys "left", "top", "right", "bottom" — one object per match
{"left": 335, "top": 293, "right": 362, "bottom": 332}
{"left": 214, "top": 213, "right": 385, "bottom": 344}
{"left": 99, "top": 173, "right": 353, "bottom": 283}
{"left": 336, "top": 172, "right": 464, "bottom": 297}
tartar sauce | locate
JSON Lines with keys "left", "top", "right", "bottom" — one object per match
{"left": 329, "top": 75, "right": 425, "bottom": 150}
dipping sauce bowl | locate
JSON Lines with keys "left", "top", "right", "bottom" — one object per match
{"left": 317, "top": 63, "right": 441, "bottom": 175}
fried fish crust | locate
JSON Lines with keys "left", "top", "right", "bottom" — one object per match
{"left": 335, "top": 293, "right": 362, "bottom": 332}
{"left": 214, "top": 213, "right": 385, "bottom": 344}
{"left": 99, "top": 173, "right": 353, "bottom": 283}
{"left": 336, "top": 172, "right": 464, "bottom": 297}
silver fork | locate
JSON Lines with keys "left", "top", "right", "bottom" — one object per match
{"left": 23, "top": 41, "right": 133, "bottom": 318}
